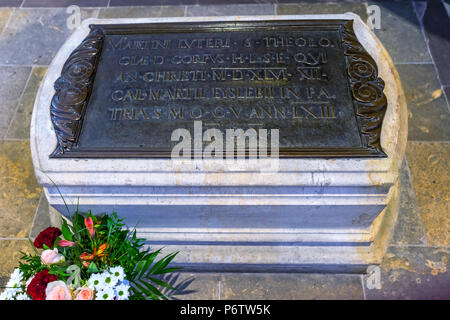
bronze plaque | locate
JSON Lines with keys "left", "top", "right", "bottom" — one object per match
{"left": 49, "top": 20, "right": 387, "bottom": 158}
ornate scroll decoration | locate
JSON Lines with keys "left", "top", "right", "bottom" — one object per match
{"left": 50, "top": 26, "right": 104, "bottom": 157}
{"left": 342, "top": 20, "right": 387, "bottom": 157}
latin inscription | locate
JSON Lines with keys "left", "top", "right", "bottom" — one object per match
{"left": 49, "top": 21, "right": 386, "bottom": 157}
{"left": 104, "top": 33, "right": 339, "bottom": 124}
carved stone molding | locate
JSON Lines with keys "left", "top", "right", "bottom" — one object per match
{"left": 50, "top": 26, "right": 104, "bottom": 157}
{"left": 342, "top": 20, "right": 387, "bottom": 157}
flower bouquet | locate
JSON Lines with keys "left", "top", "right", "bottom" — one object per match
{"left": 1, "top": 211, "right": 179, "bottom": 300}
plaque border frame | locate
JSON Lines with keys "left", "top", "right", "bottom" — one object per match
{"left": 49, "top": 20, "right": 387, "bottom": 159}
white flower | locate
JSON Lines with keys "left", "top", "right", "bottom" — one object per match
{"left": 101, "top": 271, "right": 118, "bottom": 287}
{"left": 6, "top": 287, "right": 20, "bottom": 295}
{"left": 114, "top": 283, "right": 130, "bottom": 300}
{"left": 0, "top": 287, "right": 20, "bottom": 300}
{"left": 25, "top": 275, "right": 34, "bottom": 288}
{"left": 87, "top": 273, "right": 105, "bottom": 289}
{"left": 0, "top": 290, "right": 12, "bottom": 300}
{"left": 109, "top": 266, "right": 125, "bottom": 282}
{"left": 6, "top": 278, "right": 21, "bottom": 289}
{"left": 10, "top": 269, "right": 23, "bottom": 283}
{"left": 96, "top": 287, "right": 115, "bottom": 300}
{"left": 6, "top": 268, "right": 23, "bottom": 289}
{"left": 15, "top": 293, "right": 31, "bottom": 300}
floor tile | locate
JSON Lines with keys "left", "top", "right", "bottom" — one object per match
{"left": 98, "top": 5, "right": 185, "bottom": 19}
{"left": 22, "top": 0, "right": 109, "bottom": 7}
{"left": 0, "top": 8, "right": 13, "bottom": 34}
{"left": 0, "top": 66, "right": 31, "bottom": 138}
{"left": 6, "top": 66, "right": 47, "bottom": 140}
{"left": 405, "top": 142, "right": 450, "bottom": 246}
{"left": 0, "top": 8, "right": 98, "bottom": 65}
{"left": 369, "top": 1, "right": 432, "bottom": 63}
{"left": 396, "top": 64, "right": 450, "bottom": 141}
{"left": 0, "top": 240, "right": 34, "bottom": 288}
{"left": 109, "top": 0, "right": 198, "bottom": 6}
{"left": 364, "top": 246, "right": 450, "bottom": 299}
{"left": 276, "top": 2, "right": 368, "bottom": 21}
{"left": 0, "top": 0, "right": 23, "bottom": 8}
{"left": 420, "top": 0, "right": 450, "bottom": 86}
{"left": 220, "top": 273, "right": 364, "bottom": 300}
{"left": 198, "top": 0, "right": 276, "bottom": 3}
{"left": 0, "top": 141, "right": 41, "bottom": 238}
{"left": 186, "top": 4, "right": 275, "bottom": 16}
{"left": 390, "top": 158, "right": 427, "bottom": 246}
{"left": 162, "top": 273, "right": 220, "bottom": 300}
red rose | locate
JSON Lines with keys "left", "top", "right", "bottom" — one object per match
{"left": 33, "top": 227, "right": 62, "bottom": 249}
{"left": 26, "top": 269, "right": 58, "bottom": 300}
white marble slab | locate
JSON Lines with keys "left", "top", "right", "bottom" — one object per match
{"left": 31, "top": 14, "right": 408, "bottom": 272}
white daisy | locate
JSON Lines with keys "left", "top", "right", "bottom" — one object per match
{"left": 96, "top": 287, "right": 115, "bottom": 300}
{"left": 87, "top": 273, "right": 105, "bottom": 290}
{"left": 109, "top": 266, "right": 125, "bottom": 282}
{"left": 6, "top": 278, "right": 21, "bottom": 289}
{"left": 10, "top": 269, "right": 23, "bottom": 283}
{"left": 15, "top": 293, "right": 31, "bottom": 300}
{"left": 114, "top": 283, "right": 130, "bottom": 300}
{"left": 101, "top": 271, "right": 118, "bottom": 287}
{"left": 0, "top": 290, "right": 11, "bottom": 300}
{"left": 0, "top": 288, "right": 18, "bottom": 300}
{"left": 6, "top": 269, "right": 23, "bottom": 289}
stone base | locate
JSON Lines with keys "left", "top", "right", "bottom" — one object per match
{"left": 32, "top": 14, "right": 407, "bottom": 273}
{"left": 46, "top": 178, "right": 399, "bottom": 273}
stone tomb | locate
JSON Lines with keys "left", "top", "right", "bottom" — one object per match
{"left": 31, "top": 14, "right": 407, "bottom": 272}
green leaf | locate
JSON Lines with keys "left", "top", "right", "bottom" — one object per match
{"left": 49, "top": 270, "right": 71, "bottom": 277}
{"left": 86, "top": 262, "right": 99, "bottom": 273}
{"left": 138, "top": 250, "right": 161, "bottom": 278}
{"left": 131, "top": 281, "right": 159, "bottom": 300}
{"left": 131, "top": 260, "right": 145, "bottom": 279}
{"left": 140, "top": 280, "right": 167, "bottom": 300}
{"left": 43, "top": 244, "right": 50, "bottom": 250}
{"left": 61, "top": 223, "right": 73, "bottom": 241}
{"left": 149, "top": 252, "right": 179, "bottom": 275}
{"left": 148, "top": 277, "right": 176, "bottom": 290}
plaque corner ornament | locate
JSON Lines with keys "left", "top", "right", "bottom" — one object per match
{"left": 49, "top": 26, "right": 104, "bottom": 158}
{"left": 342, "top": 20, "right": 388, "bottom": 158}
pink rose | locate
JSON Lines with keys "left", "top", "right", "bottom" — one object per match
{"left": 45, "top": 281, "right": 72, "bottom": 300}
{"left": 74, "top": 286, "right": 94, "bottom": 300}
{"left": 41, "top": 248, "right": 65, "bottom": 265}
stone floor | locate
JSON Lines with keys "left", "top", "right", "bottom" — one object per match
{"left": 0, "top": 0, "right": 449, "bottom": 299}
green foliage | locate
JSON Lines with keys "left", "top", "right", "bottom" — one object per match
{"left": 17, "top": 209, "right": 180, "bottom": 300}
{"left": 14, "top": 178, "right": 182, "bottom": 300}
{"left": 18, "top": 251, "right": 44, "bottom": 280}
{"left": 56, "top": 210, "right": 180, "bottom": 299}
{"left": 128, "top": 250, "right": 179, "bottom": 300}
{"left": 61, "top": 223, "right": 72, "bottom": 241}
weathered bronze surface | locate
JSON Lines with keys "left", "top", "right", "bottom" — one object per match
{"left": 50, "top": 20, "right": 387, "bottom": 158}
